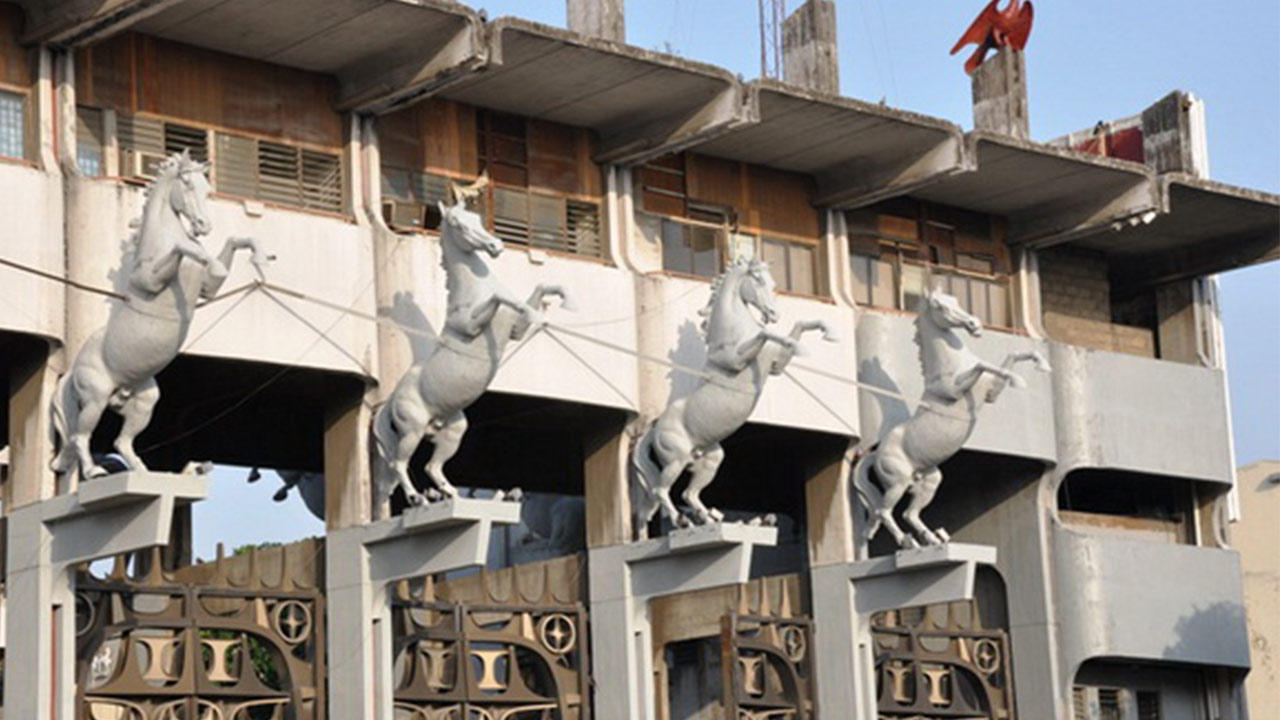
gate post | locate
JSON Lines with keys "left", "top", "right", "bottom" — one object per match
{"left": 325, "top": 498, "right": 520, "bottom": 720}
{"left": 4, "top": 471, "right": 207, "bottom": 720}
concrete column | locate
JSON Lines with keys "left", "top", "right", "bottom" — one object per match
{"left": 972, "top": 49, "right": 1029, "bottom": 140}
{"left": 1141, "top": 91, "right": 1210, "bottom": 179}
{"left": 567, "top": 0, "right": 625, "bottom": 43}
{"left": 782, "top": 0, "right": 839, "bottom": 95}
{"left": 7, "top": 346, "right": 59, "bottom": 508}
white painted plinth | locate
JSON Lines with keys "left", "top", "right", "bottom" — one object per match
{"left": 811, "top": 542, "right": 998, "bottom": 720}
{"left": 589, "top": 522, "right": 779, "bottom": 720}
{"left": 4, "top": 471, "right": 209, "bottom": 720}
{"left": 326, "top": 497, "right": 521, "bottom": 720}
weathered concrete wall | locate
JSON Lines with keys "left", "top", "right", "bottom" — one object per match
{"left": 972, "top": 49, "right": 1029, "bottom": 140}
{"left": 782, "top": 0, "right": 839, "bottom": 96}
{"left": 856, "top": 310, "right": 1057, "bottom": 462}
{"left": 1052, "top": 342, "right": 1234, "bottom": 484}
{"left": 0, "top": 162, "right": 63, "bottom": 341}
{"left": 567, "top": 0, "right": 625, "bottom": 43}
{"left": 1236, "top": 460, "right": 1280, "bottom": 716}
{"left": 1052, "top": 527, "right": 1249, "bottom": 679}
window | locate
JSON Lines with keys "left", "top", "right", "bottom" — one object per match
{"left": 655, "top": 215, "right": 723, "bottom": 278}
{"left": 215, "top": 132, "right": 342, "bottom": 213}
{"left": 76, "top": 107, "right": 105, "bottom": 177}
{"left": 117, "top": 115, "right": 208, "bottom": 174}
{"left": 0, "top": 89, "right": 25, "bottom": 160}
{"left": 1072, "top": 686, "right": 1161, "bottom": 720}
{"left": 849, "top": 199, "right": 1012, "bottom": 328}
{"left": 381, "top": 167, "right": 450, "bottom": 230}
{"left": 763, "top": 236, "right": 818, "bottom": 296}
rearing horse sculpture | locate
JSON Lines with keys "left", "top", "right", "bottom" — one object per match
{"left": 372, "top": 175, "right": 572, "bottom": 510}
{"left": 51, "top": 150, "right": 270, "bottom": 481}
{"left": 853, "top": 287, "right": 1050, "bottom": 550}
{"left": 632, "top": 258, "right": 836, "bottom": 538}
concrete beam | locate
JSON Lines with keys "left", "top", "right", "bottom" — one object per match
{"left": 1011, "top": 172, "right": 1161, "bottom": 247}
{"left": 20, "top": 0, "right": 190, "bottom": 46}
{"left": 814, "top": 131, "right": 970, "bottom": 208}
{"left": 338, "top": 12, "right": 487, "bottom": 114}
{"left": 596, "top": 81, "right": 758, "bottom": 166}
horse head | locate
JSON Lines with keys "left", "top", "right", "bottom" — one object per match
{"left": 920, "top": 286, "right": 982, "bottom": 337}
{"left": 437, "top": 173, "right": 503, "bottom": 258}
{"left": 159, "top": 149, "right": 212, "bottom": 237}
{"left": 738, "top": 258, "right": 779, "bottom": 325}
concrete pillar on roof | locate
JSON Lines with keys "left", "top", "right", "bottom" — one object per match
{"left": 567, "top": 0, "right": 625, "bottom": 43}
{"left": 972, "top": 48, "right": 1030, "bottom": 140}
{"left": 783, "top": 0, "right": 840, "bottom": 95}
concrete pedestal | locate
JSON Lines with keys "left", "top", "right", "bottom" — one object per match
{"left": 811, "top": 543, "right": 998, "bottom": 720}
{"left": 325, "top": 497, "right": 521, "bottom": 720}
{"left": 3, "top": 471, "right": 209, "bottom": 720}
{"left": 588, "top": 522, "right": 778, "bottom": 720}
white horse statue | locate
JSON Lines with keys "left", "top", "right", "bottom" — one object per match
{"left": 372, "top": 175, "right": 573, "bottom": 510}
{"left": 853, "top": 287, "right": 1050, "bottom": 550}
{"left": 632, "top": 258, "right": 836, "bottom": 538}
{"left": 51, "top": 150, "right": 270, "bottom": 482}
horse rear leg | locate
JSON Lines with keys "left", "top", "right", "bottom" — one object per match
{"left": 423, "top": 412, "right": 467, "bottom": 500}
{"left": 682, "top": 445, "right": 726, "bottom": 524}
{"left": 380, "top": 398, "right": 431, "bottom": 506}
{"left": 69, "top": 389, "right": 110, "bottom": 480}
{"left": 902, "top": 468, "right": 947, "bottom": 545}
{"left": 115, "top": 378, "right": 159, "bottom": 472}
{"left": 874, "top": 453, "right": 918, "bottom": 549}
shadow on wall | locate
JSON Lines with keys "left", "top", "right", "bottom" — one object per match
{"left": 384, "top": 290, "right": 439, "bottom": 363}
{"left": 1163, "top": 601, "right": 1249, "bottom": 664}
{"left": 668, "top": 319, "right": 707, "bottom": 401}
{"left": 858, "top": 356, "right": 910, "bottom": 444}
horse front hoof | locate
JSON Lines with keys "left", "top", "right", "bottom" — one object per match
{"left": 86, "top": 465, "right": 109, "bottom": 479}
{"left": 406, "top": 492, "right": 427, "bottom": 507}
{"left": 899, "top": 536, "right": 921, "bottom": 550}
{"left": 935, "top": 528, "right": 951, "bottom": 543}
{"left": 707, "top": 508, "right": 725, "bottom": 522}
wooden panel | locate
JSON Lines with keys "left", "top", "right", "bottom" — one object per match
{"left": 746, "top": 164, "right": 818, "bottom": 239}
{"left": 0, "top": 3, "right": 32, "bottom": 89}
{"left": 528, "top": 118, "right": 577, "bottom": 195}
{"left": 80, "top": 33, "right": 341, "bottom": 148}
{"left": 686, "top": 152, "right": 741, "bottom": 211}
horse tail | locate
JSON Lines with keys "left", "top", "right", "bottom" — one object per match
{"left": 49, "top": 372, "right": 75, "bottom": 473}
{"left": 851, "top": 449, "right": 882, "bottom": 537}
{"left": 370, "top": 401, "right": 396, "bottom": 492}
{"left": 630, "top": 423, "right": 660, "bottom": 532}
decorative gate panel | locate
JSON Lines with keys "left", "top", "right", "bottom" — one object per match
{"left": 75, "top": 542, "right": 326, "bottom": 720}
{"left": 724, "top": 613, "right": 815, "bottom": 720}
{"left": 392, "top": 555, "right": 590, "bottom": 720}
{"left": 872, "top": 601, "right": 1014, "bottom": 720}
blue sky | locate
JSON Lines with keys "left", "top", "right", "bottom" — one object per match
{"left": 194, "top": 0, "right": 1279, "bottom": 556}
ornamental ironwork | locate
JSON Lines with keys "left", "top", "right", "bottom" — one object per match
{"left": 725, "top": 613, "right": 816, "bottom": 720}
{"left": 75, "top": 542, "right": 326, "bottom": 720}
{"left": 872, "top": 602, "right": 1015, "bottom": 720}
{"left": 391, "top": 600, "right": 590, "bottom": 719}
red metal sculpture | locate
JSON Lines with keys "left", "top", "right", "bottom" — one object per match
{"left": 951, "top": 0, "right": 1034, "bottom": 74}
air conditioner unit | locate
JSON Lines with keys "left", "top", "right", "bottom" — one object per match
{"left": 120, "top": 149, "right": 167, "bottom": 181}
{"left": 382, "top": 199, "right": 428, "bottom": 229}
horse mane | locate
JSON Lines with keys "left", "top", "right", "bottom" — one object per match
{"left": 699, "top": 256, "right": 768, "bottom": 336}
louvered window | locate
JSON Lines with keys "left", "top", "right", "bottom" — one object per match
{"left": 0, "top": 90, "right": 26, "bottom": 160}
{"left": 117, "top": 115, "right": 207, "bottom": 175}
{"left": 214, "top": 131, "right": 343, "bottom": 214}
{"left": 380, "top": 166, "right": 451, "bottom": 230}
{"left": 76, "top": 106, "right": 105, "bottom": 177}
{"left": 488, "top": 186, "right": 603, "bottom": 258}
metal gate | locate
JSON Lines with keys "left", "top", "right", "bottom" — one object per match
{"left": 75, "top": 543, "right": 326, "bottom": 720}
{"left": 724, "top": 612, "right": 815, "bottom": 720}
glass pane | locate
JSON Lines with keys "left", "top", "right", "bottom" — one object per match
{"left": 729, "top": 232, "right": 757, "bottom": 263}
{"left": 761, "top": 239, "right": 788, "bottom": 283}
{"left": 77, "top": 107, "right": 104, "bottom": 177}
{"left": 872, "top": 257, "right": 896, "bottom": 308}
{"left": 661, "top": 219, "right": 691, "bottom": 274}
{"left": 989, "top": 279, "right": 1010, "bottom": 327}
{"left": 690, "top": 226, "right": 720, "bottom": 278}
{"left": 0, "top": 91, "right": 24, "bottom": 160}
{"left": 788, "top": 243, "right": 816, "bottom": 295}
{"left": 381, "top": 167, "right": 413, "bottom": 201}
{"left": 851, "top": 254, "right": 873, "bottom": 305}
{"left": 901, "top": 263, "right": 927, "bottom": 312}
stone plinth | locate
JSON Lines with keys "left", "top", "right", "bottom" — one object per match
{"left": 326, "top": 497, "right": 521, "bottom": 720}
{"left": 589, "top": 522, "right": 778, "bottom": 720}
{"left": 4, "top": 471, "right": 208, "bottom": 720}
{"left": 811, "top": 543, "right": 998, "bottom": 720}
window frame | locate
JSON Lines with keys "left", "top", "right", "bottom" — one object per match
{"left": 0, "top": 84, "right": 31, "bottom": 163}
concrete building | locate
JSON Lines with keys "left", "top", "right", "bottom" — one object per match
{"left": 1237, "top": 460, "right": 1280, "bottom": 717}
{"left": 0, "top": 1, "right": 1274, "bottom": 719}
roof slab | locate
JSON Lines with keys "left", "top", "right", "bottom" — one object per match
{"left": 440, "top": 17, "right": 753, "bottom": 165}
{"left": 693, "top": 80, "right": 967, "bottom": 208}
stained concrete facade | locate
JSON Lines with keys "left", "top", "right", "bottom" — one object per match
{"left": 0, "top": 1, "right": 1275, "bottom": 719}
{"left": 1237, "top": 460, "right": 1280, "bottom": 716}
